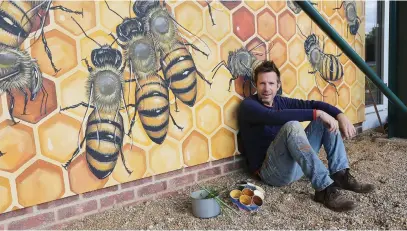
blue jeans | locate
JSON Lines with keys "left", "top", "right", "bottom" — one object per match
{"left": 259, "top": 119, "right": 349, "bottom": 191}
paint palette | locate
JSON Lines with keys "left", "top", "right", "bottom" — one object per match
{"left": 229, "top": 183, "right": 264, "bottom": 212}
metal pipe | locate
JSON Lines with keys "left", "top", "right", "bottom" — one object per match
{"left": 294, "top": 0, "right": 407, "bottom": 114}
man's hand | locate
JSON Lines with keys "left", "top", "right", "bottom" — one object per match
{"left": 316, "top": 110, "right": 339, "bottom": 134}
{"left": 336, "top": 113, "right": 356, "bottom": 139}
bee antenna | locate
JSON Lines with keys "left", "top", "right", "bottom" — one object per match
{"left": 71, "top": 16, "right": 102, "bottom": 47}
{"left": 110, "top": 33, "right": 119, "bottom": 47}
{"left": 296, "top": 23, "right": 307, "bottom": 38}
{"left": 104, "top": 0, "right": 124, "bottom": 20}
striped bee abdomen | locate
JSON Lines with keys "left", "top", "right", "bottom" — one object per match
{"left": 136, "top": 75, "right": 170, "bottom": 144}
{"left": 162, "top": 47, "right": 197, "bottom": 107}
{"left": 320, "top": 54, "right": 344, "bottom": 82}
{"left": 85, "top": 110, "right": 124, "bottom": 179}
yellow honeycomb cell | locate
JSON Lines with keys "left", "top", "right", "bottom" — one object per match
{"left": 288, "top": 37, "right": 305, "bottom": 67}
{"left": 356, "top": 1, "right": 363, "bottom": 18}
{"left": 267, "top": 0, "right": 285, "bottom": 13}
{"left": 291, "top": 88, "right": 307, "bottom": 100}
{"left": 68, "top": 153, "right": 108, "bottom": 194}
{"left": 209, "top": 65, "right": 234, "bottom": 105}
{"left": 298, "top": 62, "right": 315, "bottom": 93}
{"left": 323, "top": 38, "right": 337, "bottom": 56}
{"left": 351, "top": 82, "right": 364, "bottom": 108}
{"left": 330, "top": 15, "right": 343, "bottom": 38}
{"left": 223, "top": 96, "right": 242, "bottom": 131}
{"left": 0, "top": 121, "right": 35, "bottom": 172}
{"left": 182, "top": 130, "right": 209, "bottom": 166}
{"left": 100, "top": 1, "right": 135, "bottom": 32}
{"left": 220, "top": 35, "right": 242, "bottom": 64}
{"left": 357, "top": 104, "right": 365, "bottom": 122}
{"left": 60, "top": 70, "right": 89, "bottom": 118}
{"left": 257, "top": 8, "right": 277, "bottom": 41}
{"left": 321, "top": 0, "right": 336, "bottom": 17}
{"left": 336, "top": 1, "right": 346, "bottom": 20}
{"left": 308, "top": 87, "right": 323, "bottom": 101}
{"left": 193, "top": 35, "right": 218, "bottom": 73}
{"left": 297, "top": 12, "right": 312, "bottom": 39}
{"left": 54, "top": 1, "right": 96, "bottom": 36}
{"left": 278, "top": 10, "right": 296, "bottom": 41}
{"left": 168, "top": 103, "right": 193, "bottom": 141}
{"left": 323, "top": 85, "right": 338, "bottom": 106}
{"left": 280, "top": 63, "right": 297, "bottom": 95}
{"left": 205, "top": 4, "right": 231, "bottom": 42}
{"left": 269, "top": 37, "right": 287, "bottom": 68}
{"left": 80, "top": 30, "right": 118, "bottom": 69}
{"left": 344, "top": 62, "right": 356, "bottom": 86}
{"left": 175, "top": 1, "right": 203, "bottom": 39}
{"left": 149, "top": 139, "right": 181, "bottom": 175}
{"left": 30, "top": 29, "right": 77, "bottom": 78}
{"left": 0, "top": 177, "right": 11, "bottom": 213}
{"left": 357, "top": 69, "right": 365, "bottom": 85}
{"left": 196, "top": 76, "right": 208, "bottom": 104}
{"left": 38, "top": 114, "right": 83, "bottom": 164}
{"left": 355, "top": 39, "right": 363, "bottom": 58}
{"left": 344, "top": 105, "right": 357, "bottom": 124}
{"left": 245, "top": 0, "right": 264, "bottom": 11}
{"left": 316, "top": 73, "right": 329, "bottom": 90}
{"left": 211, "top": 128, "right": 235, "bottom": 159}
{"left": 195, "top": 99, "right": 222, "bottom": 135}
{"left": 130, "top": 116, "right": 153, "bottom": 147}
{"left": 340, "top": 51, "right": 349, "bottom": 66}
{"left": 16, "top": 160, "right": 64, "bottom": 207}
{"left": 112, "top": 144, "right": 147, "bottom": 183}
{"left": 338, "top": 84, "right": 351, "bottom": 110}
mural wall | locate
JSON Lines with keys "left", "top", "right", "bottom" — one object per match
{"left": 0, "top": 0, "right": 365, "bottom": 214}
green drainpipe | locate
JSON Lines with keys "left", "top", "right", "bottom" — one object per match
{"left": 295, "top": 0, "right": 407, "bottom": 114}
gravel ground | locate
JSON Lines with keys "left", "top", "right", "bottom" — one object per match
{"left": 63, "top": 130, "right": 407, "bottom": 230}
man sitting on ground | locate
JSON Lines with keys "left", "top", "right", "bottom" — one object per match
{"left": 238, "top": 60, "right": 374, "bottom": 212}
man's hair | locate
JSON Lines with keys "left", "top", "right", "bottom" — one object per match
{"left": 253, "top": 60, "right": 281, "bottom": 84}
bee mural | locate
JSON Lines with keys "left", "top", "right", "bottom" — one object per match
{"left": 104, "top": 1, "right": 183, "bottom": 145}
{"left": 287, "top": 0, "right": 317, "bottom": 14}
{"left": 0, "top": 0, "right": 82, "bottom": 125}
{"left": 297, "top": 24, "right": 343, "bottom": 96}
{"left": 333, "top": 1, "right": 362, "bottom": 39}
{"left": 60, "top": 17, "right": 132, "bottom": 180}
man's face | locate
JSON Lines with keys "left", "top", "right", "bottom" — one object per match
{"left": 256, "top": 71, "right": 281, "bottom": 107}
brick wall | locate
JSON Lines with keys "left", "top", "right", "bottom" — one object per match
{"left": 0, "top": 156, "right": 246, "bottom": 230}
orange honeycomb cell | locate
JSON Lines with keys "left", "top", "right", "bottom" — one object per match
{"left": 232, "top": 7, "right": 255, "bottom": 42}
{"left": 291, "top": 88, "right": 307, "bottom": 100}
{"left": 0, "top": 121, "right": 35, "bottom": 172}
{"left": 168, "top": 103, "right": 193, "bottom": 141}
{"left": 288, "top": 37, "right": 305, "bottom": 67}
{"left": 257, "top": 9, "right": 277, "bottom": 42}
{"left": 340, "top": 51, "right": 349, "bottom": 66}
{"left": 0, "top": 177, "right": 11, "bottom": 213}
{"left": 297, "top": 12, "right": 311, "bottom": 38}
{"left": 351, "top": 82, "right": 364, "bottom": 108}
{"left": 193, "top": 35, "right": 219, "bottom": 73}
{"left": 211, "top": 128, "right": 235, "bottom": 159}
{"left": 16, "top": 160, "right": 64, "bottom": 207}
{"left": 205, "top": 4, "right": 231, "bottom": 42}
{"left": 195, "top": 99, "right": 222, "bottom": 135}
{"left": 6, "top": 78, "right": 57, "bottom": 124}
{"left": 321, "top": 0, "right": 336, "bottom": 17}
{"left": 68, "top": 152, "right": 108, "bottom": 194}
{"left": 182, "top": 130, "right": 209, "bottom": 166}
{"left": 54, "top": 1, "right": 96, "bottom": 36}
{"left": 280, "top": 63, "right": 297, "bottom": 95}
{"left": 223, "top": 96, "right": 242, "bottom": 131}
{"left": 357, "top": 104, "right": 365, "bottom": 122}
{"left": 175, "top": 2, "right": 203, "bottom": 39}
{"left": 245, "top": 0, "right": 264, "bottom": 11}
{"left": 338, "top": 84, "right": 351, "bottom": 110}
{"left": 210, "top": 64, "right": 234, "bottom": 104}
{"left": 308, "top": 87, "right": 323, "bottom": 101}
{"left": 267, "top": 0, "right": 286, "bottom": 13}
{"left": 149, "top": 139, "right": 181, "bottom": 175}
{"left": 60, "top": 70, "right": 89, "bottom": 118}
{"left": 112, "top": 144, "right": 147, "bottom": 183}
{"left": 30, "top": 29, "right": 77, "bottom": 78}
{"left": 298, "top": 62, "right": 315, "bottom": 93}
{"left": 330, "top": 15, "right": 344, "bottom": 38}
{"left": 80, "top": 30, "right": 118, "bottom": 69}
{"left": 344, "top": 62, "right": 356, "bottom": 86}
{"left": 220, "top": 35, "right": 242, "bottom": 63}
{"left": 344, "top": 105, "right": 357, "bottom": 124}
{"left": 221, "top": 0, "right": 242, "bottom": 10}
{"left": 100, "top": 1, "right": 135, "bottom": 32}
{"left": 323, "top": 85, "right": 338, "bottom": 106}
{"left": 269, "top": 37, "right": 287, "bottom": 68}
{"left": 246, "top": 37, "right": 267, "bottom": 61}
{"left": 278, "top": 10, "right": 296, "bottom": 42}
{"left": 38, "top": 113, "right": 83, "bottom": 164}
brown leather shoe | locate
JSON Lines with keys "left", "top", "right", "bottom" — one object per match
{"left": 314, "top": 184, "right": 357, "bottom": 212}
{"left": 331, "top": 169, "right": 375, "bottom": 193}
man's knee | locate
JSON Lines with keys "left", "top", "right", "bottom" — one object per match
{"left": 282, "top": 121, "right": 303, "bottom": 133}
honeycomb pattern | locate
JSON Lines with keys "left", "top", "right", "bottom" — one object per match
{"left": 0, "top": 0, "right": 366, "bottom": 213}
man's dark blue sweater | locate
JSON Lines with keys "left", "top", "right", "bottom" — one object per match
{"left": 237, "top": 94, "right": 342, "bottom": 174}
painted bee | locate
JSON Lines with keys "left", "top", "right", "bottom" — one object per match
{"left": 211, "top": 42, "right": 282, "bottom": 98}
{"left": 333, "top": 0, "right": 362, "bottom": 39}
{"left": 134, "top": 0, "right": 213, "bottom": 108}
{"left": 0, "top": 0, "right": 82, "bottom": 125}
{"left": 287, "top": 0, "right": 317, "bottom": 14}
{"left": 60, "top": 17, "right": 132, "bottom": 180}
{"left": 103, "top": 1, "right": 183, "bottom": 145}
{"left": 297, "top": 24, "right": 343, "bottom": 96}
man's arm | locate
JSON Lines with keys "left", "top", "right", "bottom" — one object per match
{"left": 284, "top": 96, "right": 343, "bottom": 119}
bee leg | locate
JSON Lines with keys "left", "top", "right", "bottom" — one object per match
{"left": 228, "top": 78, "right": 234, "bottom": 92}
{"left": 0, "top": 151, "right": 5, "bottom": 157}
{"left": 184, "top": 43, "right": 209, "bottom": 58}
{"left": 174, "top": 97, "right": 180, "bottom": 112}
{"left": 313, "top": 74, "right": 326, "bottom": 98}
{"left": 49, "top": 5, "right": 83, "bottom": 17}
{"left": 6, "top": 90, "right": 19, "bottom": 125}
{"left": 62, "top": 137, "right": 86, "bottom": 170}
{"left": 119, "top": 148, "right": 133, "bottom": 175}
{"left": 169, "top": 111, "right": 183, "bottom": 131}
{"left": 327, "top": 81, "right": 340, "bottom": 96}
{"left": 127, "top": 109, "right": 138, "bottom": 137}
{"left": 196, "top": 70, "right": 212, "bottom": 87}
{"left": 333, "top": 0, "right": 344, "bottom": 10}
{"left": 18, "top": 87, "right": 28, "bottom": 115}
{"left": 60, "top": 102, "right": 95, "bottom": 112}
{"left": 41, "top": 85, "right": 48, "bottom": 115}
{"left": 82, "top": 58, "right": 94, "bottom": 73}
{"left": 206, "top": 0, "right": 216, "bottom": 26}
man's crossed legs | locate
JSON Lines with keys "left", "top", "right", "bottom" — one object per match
{"left": 259, "top": 119, "right": 374, "bottom": 212}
